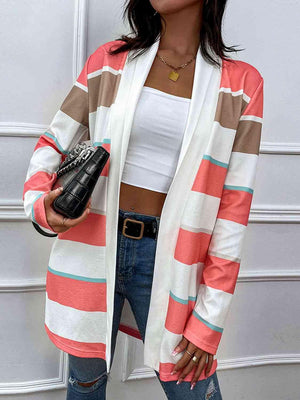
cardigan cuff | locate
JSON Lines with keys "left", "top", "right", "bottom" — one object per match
{"left": 183, "top": 328, "right": 218, "bottom": 355}
{"left": 183, "top": 310, "right": 223, "bottom": 355}
{"left": 33, "top": 191, "right": 56, "bottom": 233}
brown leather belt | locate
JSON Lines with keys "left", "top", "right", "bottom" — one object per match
{"left": 118, "top": 214, "right": 158, "bottom": 240}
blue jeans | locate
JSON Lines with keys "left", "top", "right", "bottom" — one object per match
{"left": 67, "top": 208, "right": 223, "bottom": 400}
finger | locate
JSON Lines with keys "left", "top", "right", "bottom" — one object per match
{"left": 47, "top": 198, "right": 91, "bottom": 230}
{"left": 176, "top": 346, "right": 202, "bottom": 381}
{"left": 171, "top": 341, "right": 198, "bottom": 375}
{"left": 205, "top": 354, "right": 214, "bottom": 377}
{"left": 62, "top": 206, "right": 90, "bottom": 228}
{"left": 190, "top": 353, "right": 208, "bottom": 390}
{"left": 172, "top": 337, "right": 188, "bottom": 356}
{"left": 44, "top": 187, "right": 64, "bottom": 207}
{"left": 177, "top": 351, "right": 202, "bottom": 382}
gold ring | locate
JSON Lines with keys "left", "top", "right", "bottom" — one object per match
{"left": 192, "top": 355, "right": 199, "bottom": 364}
{"left": 185, "top": 350, "right": 193, "bottom": 357}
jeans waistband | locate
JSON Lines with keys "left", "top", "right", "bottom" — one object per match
{"left": 118, "top": 208, "right": 160, "bottom": 230}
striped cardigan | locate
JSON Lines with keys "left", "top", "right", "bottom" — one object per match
{"left": 23, "top": 36, "right": 264, "bottom": 383}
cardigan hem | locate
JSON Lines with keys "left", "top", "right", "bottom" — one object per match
{"left": 44, "top": 323, "right": 106, "bottom": 359}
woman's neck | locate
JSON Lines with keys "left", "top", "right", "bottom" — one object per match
{"left": 158, "top": 2, "right": 203, "bottom": 58}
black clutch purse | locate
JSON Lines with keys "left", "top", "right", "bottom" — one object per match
{"left": 32, "top": 141, "right": 110, "bottom": 237}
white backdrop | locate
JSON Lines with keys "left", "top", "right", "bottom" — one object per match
{"left": 0, "top": 0, "right": 299, "bottom": 399}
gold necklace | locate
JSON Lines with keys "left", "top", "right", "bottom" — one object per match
{"left": 156, "top": 53, "right": 197, "bottom": 82}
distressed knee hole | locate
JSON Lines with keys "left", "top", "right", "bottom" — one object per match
{"left": 205, "top": 377, "right": 217, "bottom": 399}
{"left": 77, "top": 377, "right": 100, "bottom": 387}
{"left": 69, "top": 371, "right": 109, "bottom": 389}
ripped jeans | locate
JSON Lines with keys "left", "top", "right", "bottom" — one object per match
{"left": 67, "top": 208, "right": 223, "bottom": 400}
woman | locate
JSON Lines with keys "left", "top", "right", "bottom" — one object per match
{"left": 23, "top": 0, "right": 264, "bottom": 399}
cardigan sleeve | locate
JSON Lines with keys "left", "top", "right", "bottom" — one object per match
{"left": 183, "top": 76, "right": 264, "bottom": 355}
{"left": 22, "top": 55, "right": 91, "bottom": 235}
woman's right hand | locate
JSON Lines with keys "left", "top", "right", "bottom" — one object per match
{"left": 44, "top": 187, "right": 91, "bottom": 233}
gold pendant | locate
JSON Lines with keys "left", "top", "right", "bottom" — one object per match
{"left": 168, "top": 70, "right": 179, "bottom": 82}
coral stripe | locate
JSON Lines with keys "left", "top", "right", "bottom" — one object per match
{"left": 165, "top": 296, "right": 195, "bottom": 334}
{"left": 46, "top": 269, "right": 107, "bottom": 312}
{"left": 58, "top": 212, "right": 106, "bottom": 246}
{"left": 218, "top": 188, "right": 253, "bottom": 225}
{"left": 98, "top": 142, "right": 110, "bottom": 177}
{"left": 201, "top": 254, "right": 240, "bottom": 294}
{"left": 23, "top": 171, "right": 57, "bottom": 200}
{"left": 174, "top": 228, "right": 211, "bottom": 265}
{"left": 34, "top": 134, "right": 65, "bottom": 157}
{"left": 44, "top": 323, "right": 106, "bottom": 358}
{"left": 192, "top": 158, "right": 227, "bottom": 197}
{"left": 221, "top": 59, "right": 262, "bottom": 98}
{"left": 88, "top": 40, "right": 126, "bottom": 75}
{"left": 183, "top": 313, "right": 222, "bottom": 354}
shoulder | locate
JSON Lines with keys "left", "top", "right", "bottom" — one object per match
{"left": 87, "top": 40, "right": 128, "bottom": 74}
{"left": 221, "top": 58, "right": 263, "bottom": 98}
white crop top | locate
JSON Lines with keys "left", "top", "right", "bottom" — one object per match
{"left": 121, "top": 86, "right": 191, "bottom": 193}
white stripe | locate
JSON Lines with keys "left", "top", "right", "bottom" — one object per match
{"left": 194, "top": 283, "right": 232, "bottom": 328}
{"left": 159, "top": 329, "right": 183, "bottom": 364}
{"left": 208, "top": 217, "right": 247, "bottom": 261}
{"left": 49, "top": 109, "right": 88, "bottom": 152}
{"left": 23, "top": 190, "right": 44, "bottom": 218}
{"left": 24, "top": 146, "right": 61, "bottom": 181}
{"left": 219, "top": 87, "right": 251, "bottom": 103}
{"left": 87, "top": 65, "right": 123, "bottom": 80}
{"left": 74, "top": 81, "right": 88, "bottom": 93}
{"left": 45, "top": 293, "right": 107, "bottom": 343}
{"left": 206, "top": 121, "right": 236, "bottom": 164}
{"left": 91, "top": 175, "right": 108, "bottom": 213}
{"left": 182, "top": 191, "right": 220, "bottom": 232}
{"left": 240, "top": 115, "right": 263, "bottom": 123}
{"left": 49, "top": 239, "right": 106, "bottom": 280}
{"left": 225, "top": 151, "right": 258, "bottom": 190}
{"left": 90, "top": 106, "right": 111, "bottom": 143}
{"left": 171, "top": 259, "right": 202, "bottom": 301}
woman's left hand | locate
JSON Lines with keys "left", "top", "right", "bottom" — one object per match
{"left": 171, "top": 336, "right": 214, "bottom": 389}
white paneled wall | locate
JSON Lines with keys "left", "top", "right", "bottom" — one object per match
{"left": 0, "top": 0, "right": 299, "bottom": 399}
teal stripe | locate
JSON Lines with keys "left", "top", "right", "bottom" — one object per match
{"left": 224, "top": 184, "right": 253, "bottom": 194}
{"left": 44, "top": 132, "right": 68, "bottom": 155}
{"left": 203, "top": 154, "right": 228, "bottom": 169}
{"left": 48, "top": 266, "right": 107, "bottom": 283}
{"left": 192, "top": 310, "right": 223, "bottom": 333}
{"left": 169, "top": 291, "right": 197, "bottom": 305}
{"left": 93, "top": 138, "right": 111, "bottom": 147}
{"left": 31, "top": 192, "right": 43, "bottom": 224}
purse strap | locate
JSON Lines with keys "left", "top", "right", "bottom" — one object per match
{"left": 32, "top": 221, "right": 58, "bottom": 237}
{"left": 57, "top": 143, "right": 96, "bottom": 178}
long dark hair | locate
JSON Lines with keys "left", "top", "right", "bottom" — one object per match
{"left": 108, "top": 0, "right": 243, "bottom": 68}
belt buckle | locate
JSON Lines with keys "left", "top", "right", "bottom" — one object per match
{"left": 122, "top": 218, "right": 144, "bottom": 240}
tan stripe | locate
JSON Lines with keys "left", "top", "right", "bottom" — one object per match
{"left": 214, "top": 92, "right": 244, "bottom": 130}
{"left": 88, "top": 71, "right": 121, "bottom": 112}
{"left": 232, "top": 119, "right": 262, "bottom": 155}
{"left": 60, "top": 85, "right": 89, "bottom": 127}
